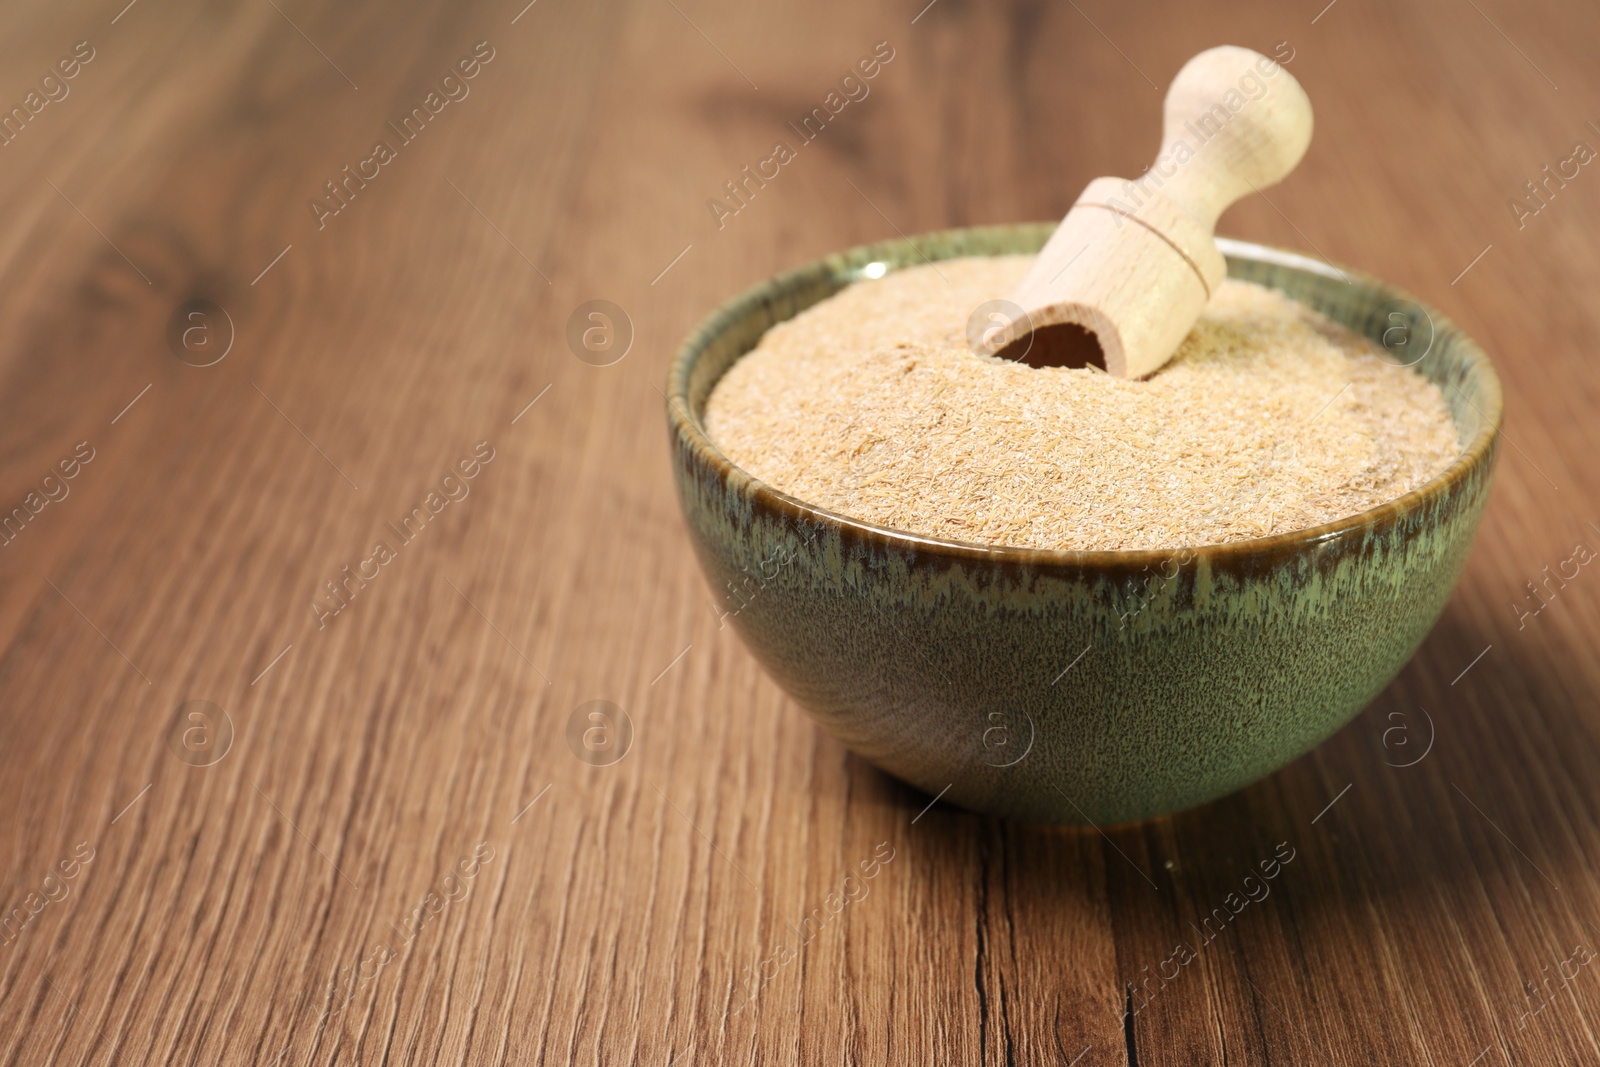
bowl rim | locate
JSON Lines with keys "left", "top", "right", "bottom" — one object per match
{"left": 666, "top": 226, "right": 1504, "bottom": 569}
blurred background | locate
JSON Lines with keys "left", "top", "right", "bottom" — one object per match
{"left": 0, "top": 0, "right": 1596, "bottom": 1063}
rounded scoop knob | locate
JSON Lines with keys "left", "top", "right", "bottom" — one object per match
{"left": 1157, "top": 46, "right": 1314, "bottom": 231}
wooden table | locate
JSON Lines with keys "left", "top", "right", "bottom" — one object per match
{"left": 0, "top": 0, "right": 1595, "bottom": 1062}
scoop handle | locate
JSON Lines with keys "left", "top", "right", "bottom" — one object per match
{"left": 1155, "top": 46, "right": 1313, "bottom": 231}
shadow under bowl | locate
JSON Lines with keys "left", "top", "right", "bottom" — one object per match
{"left": 666, "top": 224, "right": 1502, "bottom": 824}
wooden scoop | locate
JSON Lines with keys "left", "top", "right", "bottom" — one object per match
{"left": 999, "top": 45, "right": 1313, "bottom": 378}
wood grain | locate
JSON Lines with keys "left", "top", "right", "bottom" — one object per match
{"left": 0, "top": 0, "right": 1597, "bottom": 1063}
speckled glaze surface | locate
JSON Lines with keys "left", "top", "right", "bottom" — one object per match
{"left": 666, "top": 225, "right": 1502, "bottom": 824}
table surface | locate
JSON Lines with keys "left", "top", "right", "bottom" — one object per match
{"left": 1, "top": 0, "right": 1597, "bottom": 1063}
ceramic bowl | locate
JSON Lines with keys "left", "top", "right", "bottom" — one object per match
{"left": 666, "top": 224, "right": 1501, "bottom": 824}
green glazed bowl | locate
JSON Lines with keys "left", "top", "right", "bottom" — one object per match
{"left": 666, "top": 224, "right": 1501, "bottom": 824}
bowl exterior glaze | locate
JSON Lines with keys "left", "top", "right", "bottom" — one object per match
{"left": 667, "top": 225, "right": 1501, "bottom": 824}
